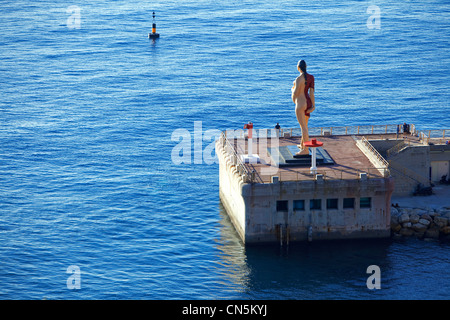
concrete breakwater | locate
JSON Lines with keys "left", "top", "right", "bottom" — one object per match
{"left": 390, "top": 206, "right": 450, "bottom": 241}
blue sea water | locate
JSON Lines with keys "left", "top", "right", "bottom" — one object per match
{"left": 0, "top": 0, "right": 449, "bottom": 300}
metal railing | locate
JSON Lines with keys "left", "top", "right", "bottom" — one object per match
{"left": 386, "top": 141, "right": 407, "bottom": 158}
{"left": 219, "top": 131, "right": 391, "bottom": 183}
{"left": 220, "top": 131, "right": 254, "bottom": 183}
{"left": 360, "top": 137, "right": 390, "bottom": 169}
{"left": 268, "top": 167, "right": 390, "bottom": 183}
{"left": 219, "top": 125, "right": 418, "bottom": 183}
{"left": 224, "top": 124, "right": 410, "bottom": 139}
{"left": 419, "top": 129, "right": 450, "bottom": 145}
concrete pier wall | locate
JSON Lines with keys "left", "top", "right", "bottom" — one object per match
{"left": 362, "top": 138, "right": 432, "bottom": 196}
{"left": 242, "top": 178, "right": 394, "bottom": 244}
{"left": 216, "top": 140, "right": 394, "bottom": 245}
{"left": 387, "top": 145, "right": 430, "bottom": 196}
{"left": 218, "top": 142, "right": 246, "bottom": 241}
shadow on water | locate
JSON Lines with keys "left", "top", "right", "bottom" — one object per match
{"left": 216, "top": 202, "right": 393, "bottom": 299}
{"left": 243, "top": 239, "right": 392, "bottom": 299}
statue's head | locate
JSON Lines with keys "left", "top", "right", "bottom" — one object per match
{"left": 298, "top": 60, "right": 307, "bottom": 73}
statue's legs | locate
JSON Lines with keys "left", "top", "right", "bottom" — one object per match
{"left": 295, "top": 106, "right": 310, "bottom": 155}
{"left": 300, "top": 115, "right": 310, "bottom": 149}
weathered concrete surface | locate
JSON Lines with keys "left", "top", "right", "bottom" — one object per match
{"left": 218, "top": 141, "right": 246, "bottom": 242}
{"left": 242, "top": 178, "right": 394, "bottom": 244}
{"left": 217, "top": 139, "right": 395, "bottom": 245}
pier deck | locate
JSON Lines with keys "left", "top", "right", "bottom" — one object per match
{"left": 217, "top": 125, "right": 449, "bottom": 244}
{"left": 231, "top": 133, "right": 417, "bottom": 183}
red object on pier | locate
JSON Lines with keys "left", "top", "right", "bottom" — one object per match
{"left": 243, "top": 122, "right": 253, "bottom": 130}
{"left": 304, "top": 138, "right": 323, "bottom": 148}
{"left": 244, "top": 122, "right": 253, "bottom": 139}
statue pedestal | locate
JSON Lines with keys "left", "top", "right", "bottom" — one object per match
{"left": 268, "top": 144, "right": 334, "bottom": 168}
{"left": 304, "top": 139, "right": 324, "bottom": 174}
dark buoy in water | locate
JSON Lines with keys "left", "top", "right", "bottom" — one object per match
{"left": 148, "top": 11, "right": 160, "bottom": 39}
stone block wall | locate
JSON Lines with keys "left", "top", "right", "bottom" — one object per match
{"left": 387, "top": 145, "right": 430, "bottom": 196}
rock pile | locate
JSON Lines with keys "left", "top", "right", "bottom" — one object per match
{"left": 390, "top": 206, "right": 450, "bottom": 241}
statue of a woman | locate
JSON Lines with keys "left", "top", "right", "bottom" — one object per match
{"left": 291, "top": 60, "right": 315, "bottom": 155}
